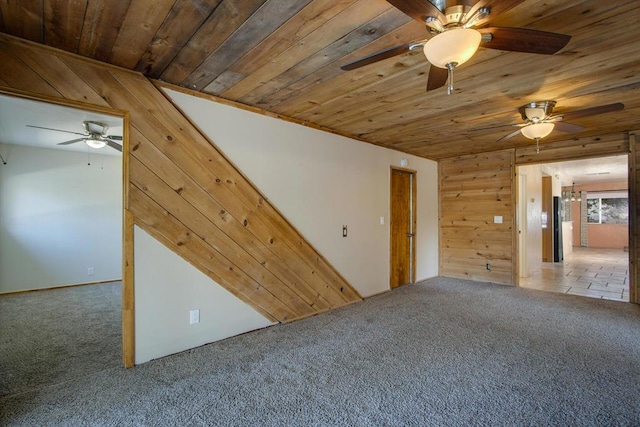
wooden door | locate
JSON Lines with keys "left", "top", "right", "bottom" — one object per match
{"left": 390, "top": 168, "right": 416, "bottom": 288}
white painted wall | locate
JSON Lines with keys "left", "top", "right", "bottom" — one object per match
{"left": 163, "top": 88, "right": 439, "bottom": 297}
{"left": 134, "top": 226, "right": 275, "bottom": 364}
{"left": 0, "top": 143, "right": 122, "bottom": 293}
{"left": 518, "top": 164, "right": 542, "bottom": 278}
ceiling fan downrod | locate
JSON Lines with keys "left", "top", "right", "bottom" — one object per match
{"left": 446, "top": 62, "right": 457, "bottom": 95}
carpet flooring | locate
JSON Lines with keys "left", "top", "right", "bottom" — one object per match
{"left": 1, "top": 278, "right": 639, "bottom": 426}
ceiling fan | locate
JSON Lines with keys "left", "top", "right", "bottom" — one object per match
{"left": 340, "top": 0, "right": 571, "bottom": 94}
{"left": 26, "top": 121, "right": 123, "bottom": 152}
{"left": 493, "top": 101, "right": 625, "bottom": 152}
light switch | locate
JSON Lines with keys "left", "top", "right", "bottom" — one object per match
{"left": 494, "top": 215, "right": 503, "bottom": 224}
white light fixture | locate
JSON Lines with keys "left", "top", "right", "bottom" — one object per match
{"left": 423, "top": 28, "right": 481, "bottom": 94}
{"left": 423, "top": 28, "right": 481, "bottom": 68}
{"left": 84, "top": 136, "right": 106, "bottom": 149}
{"left": 524, "top": 107, "right": 547, "bottom": 122}
{"left": 520, "top": 122, "right": 555, "bottom": 140}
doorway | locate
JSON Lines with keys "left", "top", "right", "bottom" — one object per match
{"left": 0, "top": 93, "right": 126, "bottom": 395}
{"left": 390, "top": 167, "right": 416, "bottom": 288}
{"left": 517, "top": 155, "right": 630, "bottom": 301}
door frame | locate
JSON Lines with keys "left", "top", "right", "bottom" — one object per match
{"left": 515, "top": 151, "right": 634, "bottom": 303}
{"left": 518, "top": 171, "right": 527, "bottom": 279}
{"left": 390, "top": 166, "right": 417, "bottom": 288}
{"left": 0, "top": 88, "right": 132, "bottom": 366}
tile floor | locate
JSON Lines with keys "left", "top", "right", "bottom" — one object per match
{"left": 520, "top": 246, "right": 630, "bottom": 302}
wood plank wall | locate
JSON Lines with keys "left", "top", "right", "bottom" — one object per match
{"left": 439, "top": 132, "right": 640, "bottom": 294}
{"left": 439, "top": 132, "right": 637, "bottom": 302}
{"left": 439, "top": 150, "right": 517, "bottom": 286}
{"left": 629, "top": 133, "right": 638, "bottom": 304}
{"left": 0, "top": 34, "right": 362, "bottom": 366}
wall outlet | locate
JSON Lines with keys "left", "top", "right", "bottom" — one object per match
{"left": 486, "top": 263, "right": 491, "bottom": 271}
{"left": 190, "top": 309, "right": 200, "bottom": 325}
{"left": 380, "top": 216, "right": 385, "bottom": 225}
{"left": 87, "top": 267, "right": 95, "bottom": 276}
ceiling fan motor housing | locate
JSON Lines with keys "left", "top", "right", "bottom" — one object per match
{"left": 519, "top": 100, "right": 556, "bottom": 122}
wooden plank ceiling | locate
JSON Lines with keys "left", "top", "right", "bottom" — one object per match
{"left": 1, "top": 0, "right": 639, "bottom": 160}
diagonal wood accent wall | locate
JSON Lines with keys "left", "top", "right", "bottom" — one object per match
{"left": 0, "top": 34, "right": 362, "bottom": 365}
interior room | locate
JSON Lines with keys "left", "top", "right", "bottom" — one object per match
{"left": 518, "top": 155, "right": 630, "bottom": 301}
{"left": 1, "top": 0, "right": 639, "bottom": 425}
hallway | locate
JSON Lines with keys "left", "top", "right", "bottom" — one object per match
{"left": 520, "top": 247, "right": 629, "bottom": 302}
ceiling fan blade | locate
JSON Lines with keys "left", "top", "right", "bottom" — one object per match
{"left": 557, "top": 103, "right": 624, "bottom": 121}
{"left": 341, "top": 42, "right": 415, "bottom": 71}
{"left": 497, "top": 128, "right": 523, "bottom": 142}
{"left": 478, "top": 27, "right": 571, "bottom": 55}
{"left": 554, "top": 121, "right": 584, "bottom": 133}
{"left": 426, "top": 66, "right": 448, "bottom": 91}
{"left": 464, "top": 0, "right": 526, "bottom": 27}
{"left": 386, "top": 0, "right": 446, "bottom": 25}
{"left": 57, "top": 138, "right": 85, "bottom": 146}
{"left": 106, "top": 140, "right": 123, "bottom": 152}
{"left": 27, "top": 124, "right": 86, "bottom": 136}
{"left": 475, "top": 123, "right": 523, "bottom": 131}
{"left": 106, "top": 135, "right": 123, "bottom": 141}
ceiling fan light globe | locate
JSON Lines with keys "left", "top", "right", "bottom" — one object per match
{"left": 85, "top": 138, "right": 106, "bottom": 149}
{"left": 423, "top": 28, "right": 481, "bottom": 69}
{"left": 524, "top": 107, "right": 547, "bottom": 122}
{"left": 521, "top": 122, "right": 555, "bottom": 139}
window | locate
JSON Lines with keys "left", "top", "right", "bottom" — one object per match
{"left": 586, "top": 191, "right": 628, "bottom": 224}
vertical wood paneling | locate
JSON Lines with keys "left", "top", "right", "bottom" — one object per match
{"left": 439, "top": 150, "right": 516, "bottom": 285}
{"left": 630, "top": 133, "right": 638, "bottom": 304}
{"left": 515, "top": 133, "right": 629, "bottom": 165}
{"left": 0, "top": 34, "right": 362, "bottom": 364}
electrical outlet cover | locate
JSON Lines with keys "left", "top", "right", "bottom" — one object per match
{"left": 190, "top": 309, "right": 200, "bottom": 324}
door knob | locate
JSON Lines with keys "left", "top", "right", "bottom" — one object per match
{"left": 406, "top": 233, "right": 414, "bottom": 237}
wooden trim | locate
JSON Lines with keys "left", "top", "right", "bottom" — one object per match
{"left": 510, "top": 150, "right": 519, "bottom": 287}
{"left": 514, "top": 133, "right": 629, "bottom": 166}
{"left": 629, "top": 132, "right": 638, "bottom": 304}
{"left": 0, "top": 87, "right": 129, "bottom": 119}
{"left": 411, "top": 170, "right": 417, "bottom": 284}
{"left": 389, "top": 167, "right": 417, "bottom": 287}
{"left": 389, "top": 165, "right": 417, "bottom": 174}
{"left": 0, "top": 280, "right": 121, "bottom": 296}
{"left": 437, "top": 161, "right": 442, "bottom": 278}
{"left": 0, "top": 87, "right": 133, "bottom": 365}
{"left": 122, "top": 209, "right": 135, "bottom": 368}
{"left": 122, "top": 110, "right": 134, "bottom": 368}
